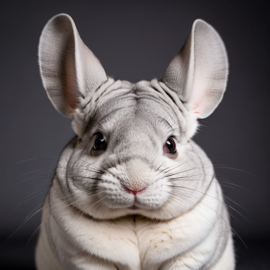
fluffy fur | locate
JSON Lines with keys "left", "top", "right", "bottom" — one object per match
{"left": 36, "top": 14, "right": 235, "bottom": 270}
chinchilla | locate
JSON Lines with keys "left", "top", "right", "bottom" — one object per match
{"left": 35, "top": 13, "right": 235, "bottom": 270}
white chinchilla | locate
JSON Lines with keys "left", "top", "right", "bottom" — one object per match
{"left": 35, "top": 13, "right": 235, "bottom": 270}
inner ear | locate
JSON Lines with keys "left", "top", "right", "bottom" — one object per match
{"left": 64, "top": 51, "right": 80, "bottom": 113}
{"left": 162, "top": 19, "right": 228, "bottom": 119}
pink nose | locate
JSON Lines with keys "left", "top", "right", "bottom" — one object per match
{"left": 125, "top": 187, "right": 146, "bottom": 195}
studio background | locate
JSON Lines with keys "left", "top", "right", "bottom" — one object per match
{"left": 0, "top": 1, "right": 269, "bottom": 269}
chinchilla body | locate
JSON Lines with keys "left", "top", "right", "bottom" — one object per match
{"left": 35, "top": 14, "right": 235, "bottom": 270}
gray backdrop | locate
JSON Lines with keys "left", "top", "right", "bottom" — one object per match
{"left": 1, "top": 0, "right": 269, "bottom": 269}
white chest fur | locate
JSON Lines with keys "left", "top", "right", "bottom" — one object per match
{"left": 36, "top": 177, "right": 230, "bottom": 270}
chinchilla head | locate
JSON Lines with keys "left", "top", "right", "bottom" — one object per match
{"left": 38, "top": 14, "right": 228, "bottom": 220}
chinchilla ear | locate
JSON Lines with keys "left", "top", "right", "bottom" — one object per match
{"left": 38, "top": 13, "right": 107, "bottom": 118}
{"left": 161, "top": 19, "right": 228, "bottom": 119}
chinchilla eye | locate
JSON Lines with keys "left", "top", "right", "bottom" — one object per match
{"left": 164, "top": 137, "right": 176, "bottom": 154}
{"left": 93, "top": 133, "right": 107, "bottom": 151}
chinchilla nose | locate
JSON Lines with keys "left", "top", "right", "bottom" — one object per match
{"left": 124, "top": 186, "right": 147, "bottom": 196}
{"left": 122, "top": 158, "right": 151, "bottom": 193}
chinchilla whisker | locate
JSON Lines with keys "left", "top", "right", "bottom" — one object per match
{"left": 26, "top": 222, "right": 42, "bottom": 247}
{"left": 16, "top": 194, "right": 73, "bottom": 240}
{"left": 214, "top": 166, "right": 256, "bottom": 177}
{"left": 6, "top": 206, "right": 45, "bottom": 242}
{"left": 224, "top": 195, "right": 251, "bottom": 216}
{"left": 169, "top": 177, "right": 208, "bottom": 182}
{"left": 169, "top": 185, "right": 224, "bottom": 204}
{"left": 217, "top": 177, "right": 253, "bottom": 194}
{"left": 73, "top": 160, "right": 104, "bottom": 174}
{"left": 171, "top": 194, "right": 215, "bottom": 225}
{"left": 171, "top": 188, "right": 224, "bottom": 206}
{"left": 225, "top": 203, "right": 252, "bottom": 225}
{"left": 94, "top": 200, "right": 108, "bottom": 217}
{"left": 169, "top": 189, "right": 250, "bottom": 240}
{"left": 24, "top": 203, "right": 44, "bottom": 222}
{"left": 217, "top": 179, "right": 242, "bottom": 188}
{"left": 24, "top": 196, "right": 85, "bottom": 246}
{"left": 217, "top": 178, "right": 242, "bottom": 186}
{"left": 164, "top": 163, "right": 213, "bottom": 173}
{"left": 12, "top": 168, "right": 55, "bottom": 179}
{"left": 217, "top": 184, "right": 242, "bottom": 191}
{"left": 69, "top": 191, "right": 108, "bottom": 204}
{"left": 14, "top": 191, "right": 85, "bottom": 244}
{"left": 18, "top": 185, "right": 50, "bottom": 201}
{"left": 13, "top": 187, "right": 50, "bottom": 211}
{"left": 167, "top": 191, "right": 248, "bottom": 249}
{"left": 155, "top": 161, "right": 166, "bottom": 175}
{"left": 218, "top": 182, "right": 252, "bottom": 194}
{"left": 71, "top": 175, "right": 100, "bottom": 181}
{"left": 163, "top": 166, "right": 199, "bottom": 177}
{"left": 168, "top": 174, "right": 205, "bottom": 181}
{"left": 20, "top": 194, "right": 74, "bottom": 235}
{"left": 194, "top": 205, "right": 247, "bottom": 249}
{"left": 86, "top": 191, "right": 107, "bottom": 198}
{"left": 78, "top": 168, "right": 104, "bottom": 175}
{"left": 166, "top": 172, "right": 202, "bottom": 179}
{"left": 81, "top": 194, "right": 108, "bottom": 211}
{"left": 71, "top": 199, "right": 95, "bottom": 222}
{"left": 160, "top": 163, "right": 188, "bottom": 174}
{"left": 10, "top": 157, "right": 58, "bottom": 166}
{"left": 226, "top": 212, "right": 246, "bottom": 230}
{"left": 10, "top": 174, "right": 55, "bottom": 188}
{"left": 165, "top": 170, "right": 195, "bottom": 178}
